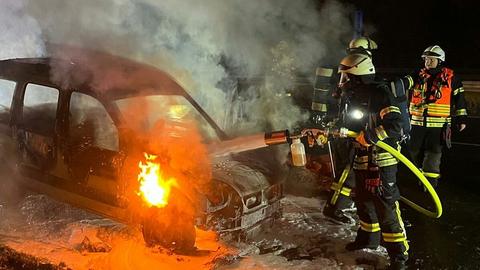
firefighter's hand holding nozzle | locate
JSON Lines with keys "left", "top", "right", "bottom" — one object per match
{"left": 301, "top": 128, "right": 328, "bottom": 146}
{"left": 355, "top": 130, "right": 372, "bottom": 147}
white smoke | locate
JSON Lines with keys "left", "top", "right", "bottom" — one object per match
{"left": 0, "top": 0, "right": 45, "bottom": 60}
{"left": 1, "top": 0, "right": 354, "bottom": 134}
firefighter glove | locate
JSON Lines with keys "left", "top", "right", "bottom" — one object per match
{"left": 315, "top": 133, "right": 328, "bottom": 146}
{"left": 442, "top": 123, "right": 452, "bottom": 149}
{"left": 355, "top": 131, "right": 372, "bottom": 147}
{"left": 365, "top": 178, "right": 383, "bottom": 195}
{"left": 365, "top": 163, "right": 383, "bottom": 195}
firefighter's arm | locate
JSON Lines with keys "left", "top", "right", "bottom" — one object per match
{"left": 364, "top": 93, "right": 403, "bottom": 144}
{"left": 403, "top": 70, "right": 420, "bottom": 99}
{"left": 451, "top": 75, "right": 467, "bottom": 131}
{"left": 402, "top": 75, "right": 415, "bottom": 92}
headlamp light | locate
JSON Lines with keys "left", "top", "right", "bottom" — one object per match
{"left": 349, "top": 109, "right": 364, "bottom": 120}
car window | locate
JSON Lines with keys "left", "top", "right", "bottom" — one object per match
{"left": 114, "top": 95, "right": 218, "bottom": 142}
{"left": 0, "top": 79, "right": 16, "bottom": 124}
{"left": 69, "top": 92, "right": 119, "bottom": 151}
{"left": 23, "top": 83, "right": 59, "bottom": 135}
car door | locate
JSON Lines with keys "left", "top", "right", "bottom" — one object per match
{"left": 0, "top": 79, "right": 18, "bottom": 171}
{"left": 17, "top": 83, "right": 60, "bottom": 174}
{"left": 65, "top": 91, "right": 124, "bottom": 207}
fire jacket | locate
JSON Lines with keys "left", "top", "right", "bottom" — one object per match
{"left": 341, "top": 81, "right": 403, "bottom": 169}
{"left": 406, "top": 67, "right": 467, "bottom": 128}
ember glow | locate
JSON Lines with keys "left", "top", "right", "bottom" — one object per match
{"left": 137, "top": 153, "right": 177, "bottom": 207}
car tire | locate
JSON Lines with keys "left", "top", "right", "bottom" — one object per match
{"left": 141, "top": 203, "right": 196, "bottom": 253}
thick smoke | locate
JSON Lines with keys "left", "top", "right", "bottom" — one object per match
{"left": 0, "top": 0, "right": 45, "bottom": 60}
{"left": 17, "top": 0, "right": 353, "bottom": 134}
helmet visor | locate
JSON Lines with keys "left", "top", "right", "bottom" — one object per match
{"left": 422, "top": 51, "right": 442, "bottom": 58}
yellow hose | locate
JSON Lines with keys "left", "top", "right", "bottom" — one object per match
{"left": 346, "top": 130, "right": 442, "bottom": 218}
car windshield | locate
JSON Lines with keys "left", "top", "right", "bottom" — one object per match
{"left": 114, "top": 95, "right": 219, "bottom": 142}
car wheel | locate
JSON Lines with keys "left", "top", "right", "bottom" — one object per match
{"left": 141, "top": 203, "right": 196, "bottom": 253}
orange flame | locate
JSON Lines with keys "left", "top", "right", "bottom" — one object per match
{"left": 137, "top": 153, "right": 177, "bottom": 207}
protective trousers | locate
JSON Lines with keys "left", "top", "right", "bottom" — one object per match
{"left": 408, "top": 125, "right": 442, "bottom": 185}
{"left": 353, "top": 165, "right": 409, "bottom": 263}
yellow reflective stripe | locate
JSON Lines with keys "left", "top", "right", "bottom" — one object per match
{"left": 427, "top": 108, "right": 450, "bottom": 113}
{"left": 411, "top": 115, "right": 424, "bottom": 121}
{"left": 330, "top": 183, "right": 351, "bottom": 195}
{"left": 331, "top": 182, "right": 340, "bottom": 191}
{"left": 453, "top": 87, "right": 465, "bottom": 95}
{"left": 428, "top": 104, "right": 450, "bottom": 114}
{"left": 380, "top": 106, "right": 401, "bottom": 119}
{"left": 375, "top": 125, "right": 389, "bottom": 140}
{"left": 394, "top": 202, "right": 409, "bottom": 253}
{"left": 428, "top": 103, "right": 450, "bottom": 108}
{"left": 406, "top": 75, "right": 414, "bottom": 88}
{"left": 340, "top": 187, "right": 351, "bottom": 196}
{"left": 353, "top": 163, "right": 368, "bottom": 170}
{"left": 411, "top": 120, "right": 423, "bottom": 126}
{"left": 377, "top": 158, "right": 398, "bottom": 167}
{"left": 411, "top": 116, "right": 451, "bottom": 127}
{"left": 426, "top": 122, "right": 446, "bottom": 128}
{"left": 409, "top": 106, "right": 425, "bottom": 116}
{"left": 456, "top": 109, "right": 467, "bottom": 116}
{"left": 360, "top": 220, "right": 381, "bottom": 232}
{"left": 354, "top": 156, "right": 368, "bottom": 162}
{"left": 354, "top": 155, "right": 368, "bottom": 169}
{"left": 377, "top": 152, "right": 394, "bottom": 160}
{"left": 428, "top": 105, "right": 450, "bottom": 110}
{"left": 382, "top": 233, "right": 407, "bottom": 242}
{"left": 311, "top": 102, "right": 327, "bottom": 112}
{"left": 330, "top": 165, "right": 351, "bottom": 204}
{"left": 382, "top": 232, "right": 405, "bottom": 238}
{"left": 427, "top": 117, "right": 450, "bottom": 123}
{"left": 423, "top": 171, "right": 440, "bottom": 179}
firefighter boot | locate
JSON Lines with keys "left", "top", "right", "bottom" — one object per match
{"left": 345, "top": 240, "right": 379, "bottom": 251}
{"left": 422, "top": 176, "right": 439, "bottom": 193}
{"left": 345, "top": 230, "right": 380, "bottom": 251}
{"left": 323, "top": 204, "right": 351, "bottom": 224}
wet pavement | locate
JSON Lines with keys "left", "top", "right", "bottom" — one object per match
{"left": 399, "top": 143, "right": 480, "bottom": 270}
{"left": 2, "top": 150, "right": 480, "bottom": 269}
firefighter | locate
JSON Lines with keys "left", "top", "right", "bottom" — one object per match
{"left": 336, "top": 53, "right": 409, "bottom": 269}
{"left": 406, "top": 45, "right": 467, "bottom": 189}
{"left": 347, "top": 36, "right": 378, "bottom": 56}
{"left": 321, "top": 36, "right": 378, "bottom": 223}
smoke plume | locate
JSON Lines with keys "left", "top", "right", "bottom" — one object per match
{"left": 4, "top": 0, "right": 354, "bottom": 134}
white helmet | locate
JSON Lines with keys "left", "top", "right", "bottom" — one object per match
{"left": 421, "top": 45, "right": 445, "bottom": 62}
{"left": 338, "top": 53, "right": 375, "bottom": 76}
{"left": 348, "top": 37, "right": 378, "bottom": 51}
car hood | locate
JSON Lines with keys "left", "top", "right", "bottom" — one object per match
{"left": 211, "top": 145, "right": 288, "bottom": 197}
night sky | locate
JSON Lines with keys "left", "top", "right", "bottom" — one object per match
{"left": 344, "top": 0, "right": 480, "bottom": 74}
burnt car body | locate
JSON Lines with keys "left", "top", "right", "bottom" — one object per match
{"left": 0, "top": 48, "right": 284, "bottom": 249}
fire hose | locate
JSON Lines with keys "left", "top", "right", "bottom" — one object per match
{"left": 265, "top": 128, "right": 442, "bottom": 218}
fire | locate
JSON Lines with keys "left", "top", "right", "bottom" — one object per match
{"left": 137, "top": 153, "right": 177, "bottom": 207}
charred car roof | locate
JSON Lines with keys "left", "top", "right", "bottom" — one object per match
{"left": 0, "top": 49, "right": 186, "bottom": 100}
{"left": 0, "top": 47, "right": 226, "bottom": 139}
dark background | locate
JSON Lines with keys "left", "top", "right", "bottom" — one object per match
{"left": 342, "top": 0, "right": 480, "bottom": 75}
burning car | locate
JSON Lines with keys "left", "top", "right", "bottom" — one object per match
{"left": 0, "top": 46, "right": 284, "bottom": 251}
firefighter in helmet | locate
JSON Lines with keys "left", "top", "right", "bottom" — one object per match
{"left": 321, "top": 36, "right": 379, "bottom": 223}
{"left": 406, "top": 45, "right": 467, "bottom": 189}
{"left": 336, "top": 53, "right": 409, "bottom": 270}
{"left": 347, "top": 36, "right": 378, "bottom": 56}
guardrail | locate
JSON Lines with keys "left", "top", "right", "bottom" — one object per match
{"left": 462, "top": 81, "right": 480, "bottom": 93}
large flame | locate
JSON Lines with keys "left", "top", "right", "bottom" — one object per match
{"left": 137, "top": 153, "right": 177, "bottom": 207}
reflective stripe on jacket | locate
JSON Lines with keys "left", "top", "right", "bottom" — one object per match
{"left": 409, "top": 67, "right": 453, "bottom": 127}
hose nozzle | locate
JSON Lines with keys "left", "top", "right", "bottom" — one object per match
{"left": 264, "top": 130, "right": 290, "bottom": 146}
